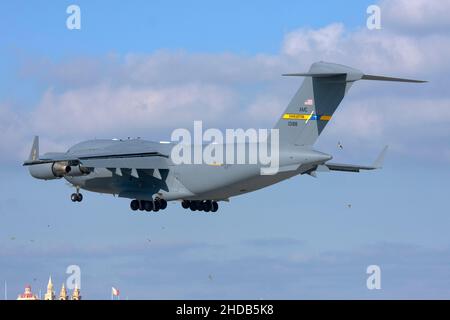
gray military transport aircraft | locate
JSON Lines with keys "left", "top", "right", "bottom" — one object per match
{"left": 23, "top": 62, "right": 425, "bottom": 213}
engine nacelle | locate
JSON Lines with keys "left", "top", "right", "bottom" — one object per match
{"left": 29, "top": 162, "right": 92, "bottom": 180}
{"left": 28, "top": 162, "right": 70, "bottom": 180}
{"left": 66, "top": 165, "right": 91, "bottom": 177}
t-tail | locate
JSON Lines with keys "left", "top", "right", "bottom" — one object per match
{"left": 274, "top": 61, "right": 426, "bottom": 147}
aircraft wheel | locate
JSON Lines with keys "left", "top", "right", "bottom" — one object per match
{"left": 204, "top": 200, "right": 212, "bottom": 212}
{"left": 189, "top": 201, "right": 198, "bottom": 211}
{"left": 153, "top": 200, "right": 161, "bottom": 212}
{"left": 130, "top": 200, "right": 139, "bottom": 211}
{"left": 211, "top": 201, "right": 218, "bottom": 212}
{"left": 182, "top": 200, "right": 190, "bottom": 209}
{"left": 144, "top": 201, "right": 154, "bottom": 212}
{"left": 159, "top": 199, "right": 167, "bottom": 210}
{"left": 71, "top": 193, "right": 82, "bottom": 202}
{"left": 138, "top": 200, "right": 146, "bottom": 211}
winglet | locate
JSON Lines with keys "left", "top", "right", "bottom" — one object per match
{"left": 28, "top": 136, "right": 39, "bottom": 161}
{"left": 372, "top": 145, "right": 388, "bottom": 169}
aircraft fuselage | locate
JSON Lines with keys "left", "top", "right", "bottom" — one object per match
{"left": 64, "top": 138, "right": 331, "bottom": 201}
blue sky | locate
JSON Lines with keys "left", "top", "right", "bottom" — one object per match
{"left": 1, "top": 0, "right": 450, "bottom": 299}
{"left": 1, "top": 1, "right": 372, "bottom": 55}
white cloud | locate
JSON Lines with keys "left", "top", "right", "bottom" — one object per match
{"left": 282, "top": 23, "right": 346, "bottom": 56}
{"left": 0, "top": 103, "right": 29, "bottom": 159}
{"left": 32, "top": 83, "right": 237, "bottom": 136}
{"left": 282, "top": 23, "right": 450, "bottom": 75}
{"left": 381, "top": 0, "right": 450, "bottom": 34}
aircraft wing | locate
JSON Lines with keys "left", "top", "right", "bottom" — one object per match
{"left": 23, "top": 152, "right": 170, "bottom": 169}
{"left": 23, "top": 137, "right": 170, "bottom": 169}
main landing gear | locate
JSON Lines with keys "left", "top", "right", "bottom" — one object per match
{"left": 130, "top": 198, "right": 168, "bottom": 212}
{"left": 181, "top": 200, "right": 219, "bottom": 212}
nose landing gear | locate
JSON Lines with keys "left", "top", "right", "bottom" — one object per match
{"left": 70, "top": 188, "right": 83, "bottom": 202}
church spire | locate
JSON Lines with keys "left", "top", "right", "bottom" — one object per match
{"left": 71, "top": 284, "right": 81, "bottom": 300}
{"left": 44, "top": 276, "right": 55, "bottom": 300}
{"left": 59, "top": 283, "right": 68, "bottom": 300}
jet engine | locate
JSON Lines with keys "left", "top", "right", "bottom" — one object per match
{"left": 28, "top": 162, "right": 91, "bottom": 180}
{"left": 66, "top": 164, "right": 91, "bottom": 177}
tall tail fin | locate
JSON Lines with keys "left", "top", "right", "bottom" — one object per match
{"left": 274, "top": 61, "right": 426, "bottom": 147}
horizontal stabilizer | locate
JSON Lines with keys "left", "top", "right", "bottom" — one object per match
{"left": 320, "top": 146, "right": 388, "bottom": 173}
{"left": 282, "top": 72, "right": 346, "bottom": 78}
{"left": 282, "top": 72, "right": 426, "bottom": 83}
{"left": 323, "top": 163, "right": 377, "bottom": 172}
{"left": 361, "top": 74, "right": 427, "bottom": 83}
